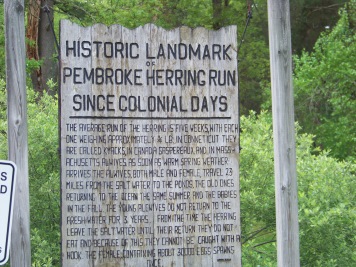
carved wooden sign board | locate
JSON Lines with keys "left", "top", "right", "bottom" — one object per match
{"left": 60, "top": 20, "right": 240, "bottom": 267}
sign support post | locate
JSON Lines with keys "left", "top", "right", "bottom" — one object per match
{"left": 4, "top": 0, "right": 32, "bottom": 266}
{"left": 267, "top": 0, "right": 300, "bottom": 266}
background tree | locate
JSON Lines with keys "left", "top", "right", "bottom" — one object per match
{"left": 294, "top": 3, "right": 356, "bottom": 160}
{"left": 26, "top": 0, "right": 58, "bottom": 95}
{"left": 290, "top": 0, "right": 350, "bottom": 52}
{"left": 239, "top": 111, "right": 355, "bottom": 266}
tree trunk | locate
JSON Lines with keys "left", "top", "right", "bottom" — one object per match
{"left": 26, "top": 0, "right": 41, "bottom": 91}
{"left": 212, "top": 0, "right": 223, "bottom": 30}
{"left": 38, "top": 0, "right": 58, "bottom": 95}
{"left": 26, "top": 0, "right": 58, "bottom": 95}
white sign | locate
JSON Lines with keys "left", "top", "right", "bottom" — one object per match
{"left": 0, "top": 160, "right": 16, "bottom": 265}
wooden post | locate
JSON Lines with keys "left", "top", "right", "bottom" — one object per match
{"left": 267, "top": 0, "right": 300, "bottom": 266}
{"left": 4, "top": 0, "right": 32, "bottom": 266}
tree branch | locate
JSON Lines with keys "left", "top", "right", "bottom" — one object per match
{"left": 242, "top": 224, "right": 274, "bottom": 244}
{"left": 307, "top": 2, "right": 348, "bottom": 13}
{"left": 253, "top": 239, "right": 276, "bottom": 248}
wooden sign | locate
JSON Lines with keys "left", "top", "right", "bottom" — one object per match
{"left": 60, "top": 20, "right": 240, "bottom": 267}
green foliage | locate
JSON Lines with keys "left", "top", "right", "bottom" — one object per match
{"left": 27, "top": 89, "right": 60, "bottom": 266}
{"left": 240, "top": 112, "right": 277, "bottom": 265}
{"left": 240, "top": 111, "right": 356, "bottom": 266}
{"left": 55, "top": 0, "right": 213, "bottom": 29}
{"left": 156, "top": 0, "right": 213, "bottom": 28}
{"left": 294, "top": 5, "right": 356, "bottom": 160}
{"left": 0, "top": 79, "right": 6, "bottom": 158}
{"left": 0, "top": 84, "right": 60, "bottom": 266}
{"left": 298, "top": 152, "right": 356, "bottom": 266}
{"left": 31, "top": 228, "right": 58, "bottom": 267}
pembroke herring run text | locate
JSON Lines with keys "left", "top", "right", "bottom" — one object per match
{"left": 62, "top": 42, "right": 236, "bottom": 87}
